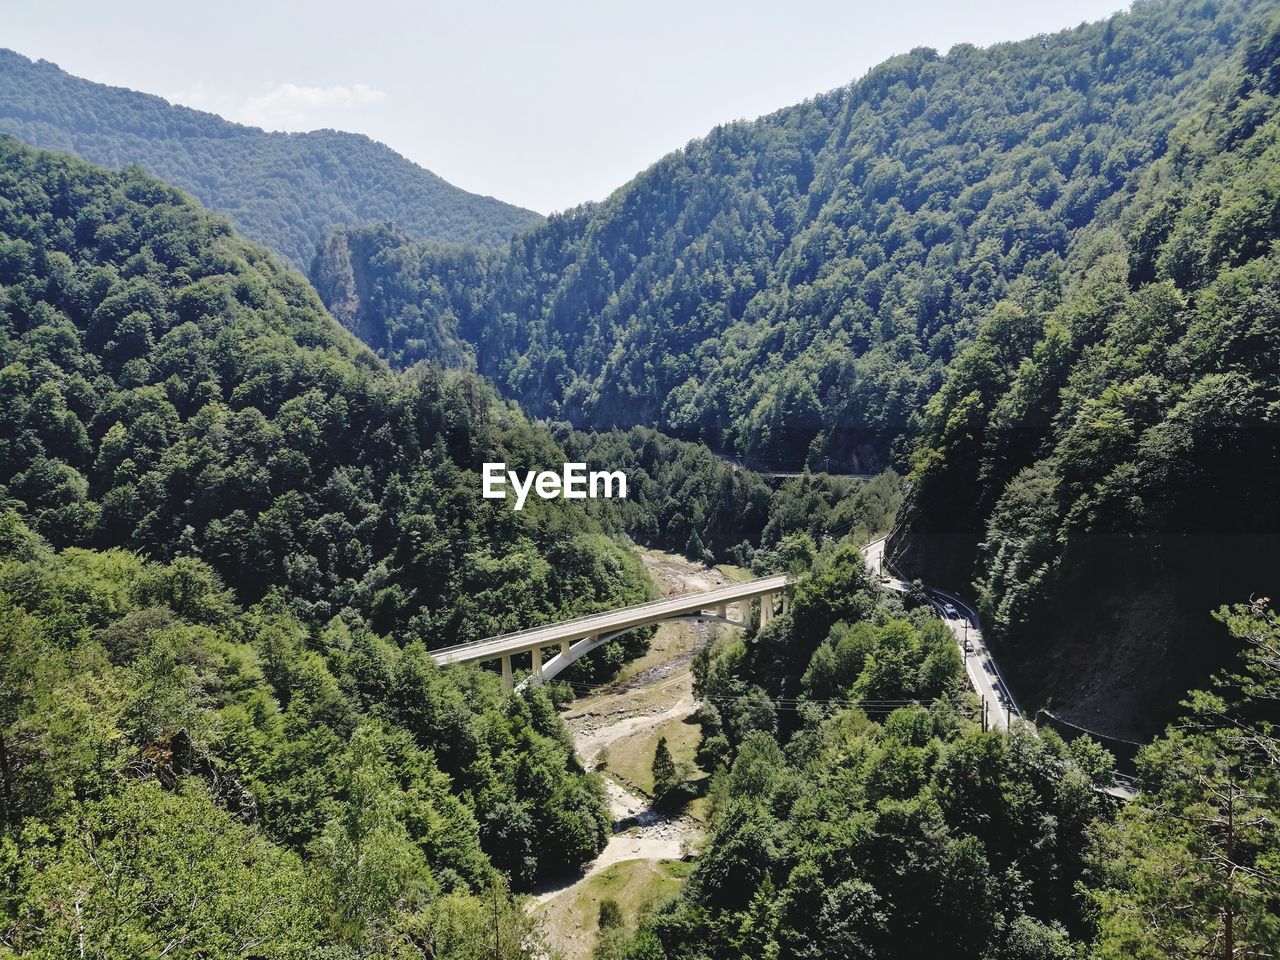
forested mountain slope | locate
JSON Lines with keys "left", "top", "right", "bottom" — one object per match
{"left": 0, "top": 527, "right": 606, "bottom": 955}
{"left": 0, "top": 135, "right": 648, "bottom": 651}
{"left": 606, "top": 535, "right": 1280, "bottom": 958}
{"left": 0, "top": 136, "right": 655, "bottom": 954}
{"left": 890, "top": 13, "right": 1280, "bottom": 738}
{"left": 311, "top": 0, "right": 1265, "bottom": 468}
{"left": 555, "top": 425, "right": 903, "bottom": 568}
{"left": 613, "top": 542, "right": 1121, "bottom": 960}
{"left": 0, "top": 49, "right": 541, "bottom": 268}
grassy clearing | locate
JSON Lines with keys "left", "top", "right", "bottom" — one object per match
{"left": 603, "top": 710, "right": 704, "bottom": 798}
{"left": 714, "top": 561, "right": 754, "bottom": 583}
{"left": 584, "top": 858, "right": 692, "bottom": 919}
{"left": 537, "top": 859, "right": 693, "bottom": 960}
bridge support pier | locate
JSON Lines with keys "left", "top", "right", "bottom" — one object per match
{"left": 430, "top": 573, "right": 792, "bottom": 690}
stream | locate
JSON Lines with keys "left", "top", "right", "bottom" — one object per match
{"left": 529, "top": 549, "right": 733, "bottom": 958}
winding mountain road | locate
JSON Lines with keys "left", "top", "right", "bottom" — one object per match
{"left": 862, "top": 536, "right": 1020, "bottom": 731}
{"left": 864, "top": 536, "right": 1136, "bottom": 799}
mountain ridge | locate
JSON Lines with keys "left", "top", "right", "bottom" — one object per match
{"left": 0, "top": 48, "right": 542, "bottom": 267}
{"left": 304, "top": 0, "right": 1280, "bottom": 737}
{"left": 310, "top": 0, "right": 1264, "bottom": 468}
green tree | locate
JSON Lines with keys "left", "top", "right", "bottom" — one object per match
{"left": 1091, "top": 603, "right": 1280, "bottom": 959}
{"left": 651, "top": 736, "right": 679, "bottom": 801}
{"left": 598, "top": 898, "right": 623, "bottom": 930}
{"left": 8, "top": 780, "right": 321, "bottom": 958}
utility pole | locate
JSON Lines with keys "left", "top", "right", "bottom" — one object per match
{"left": 1224, "top": 780, "right": 1236, "bottom": 960}
{"left": 963, "top": 621, "right": 969, "bottom": 655}
{"left": 981, "top": 695, "right": 988, "bottom": 732}
{"left": 493, "top": 882, "right": 500, "bottom": 960}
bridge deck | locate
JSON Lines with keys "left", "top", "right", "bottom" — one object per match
{"left": 430, "top": 573, "right": 790, "bottom": 666}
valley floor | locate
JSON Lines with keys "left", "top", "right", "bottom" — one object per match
{"left": 529, "top": 549, "right": 747, "bottom": 960}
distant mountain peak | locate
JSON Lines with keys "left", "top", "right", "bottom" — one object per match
{"left": 0, "top": 48, "right": 542, "bottom": 267}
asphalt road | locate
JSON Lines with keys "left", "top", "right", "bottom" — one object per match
{"left": 429, "top": 573, "right": 790, "bottom": 667}
{"left": 861, "top": 537, "right": 1019, "bottom": 731}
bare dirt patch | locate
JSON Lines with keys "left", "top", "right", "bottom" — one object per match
{"left": 529, "top": 549, "right": 742, "bottom": 960}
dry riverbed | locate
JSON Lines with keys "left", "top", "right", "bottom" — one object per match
{"left": 529, "top": 549, "right": 747, "bottom": 960}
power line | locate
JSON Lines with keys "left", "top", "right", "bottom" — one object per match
{"left": 545, "top": 678, "right": 973, "bottom": 714}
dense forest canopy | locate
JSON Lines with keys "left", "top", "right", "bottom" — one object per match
{"left": 0, "top": 136, "right": 673, "bottom": 956}
{"left": 0, "top": 512, "right": 612, "bottom": 956}
{"left": 0, "top": 50, "right": 541, "bottom": 268}
{"left": 892, "top": 6, "right": 1280, "bottom": 738}
{"left": 310, "top": 0, "right": 1265, "bottom": 471}
{"left": 608, "top": 539, "right": 1111, "bottom": 959}
{"left": 0, "top": 135, "right": 652, "bottom": 658}
{"left": 600, "top": 540, "right": 1280, "bottom": 959}
{"left": 555, "top": 425, "right": 903, "bottom": 569}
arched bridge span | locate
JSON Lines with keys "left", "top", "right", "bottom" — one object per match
{"left": 429, "top": 574, "right": 791, "bottom": 693}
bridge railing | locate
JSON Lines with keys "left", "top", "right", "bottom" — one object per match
{"left": 429, "top": 574, "right": 790, "bottom": 658}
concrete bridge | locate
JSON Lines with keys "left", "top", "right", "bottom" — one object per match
{"left": 429, "top": 574, "right": 792, "bottom": 693}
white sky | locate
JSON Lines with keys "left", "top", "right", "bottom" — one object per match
{"left": 6, "top": 0, "right": 1129, "bottom": 213}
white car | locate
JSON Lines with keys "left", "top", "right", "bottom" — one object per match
{"left": 941, "top": 602, "right": 959, "bottom": 618}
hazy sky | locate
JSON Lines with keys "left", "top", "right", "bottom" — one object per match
{"left": 7, "top": 0, "right": 1129, "bottom": 213}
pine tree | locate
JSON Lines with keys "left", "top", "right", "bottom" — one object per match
{"left": 652, "top": 736, "right": 679, "bottom": 800}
